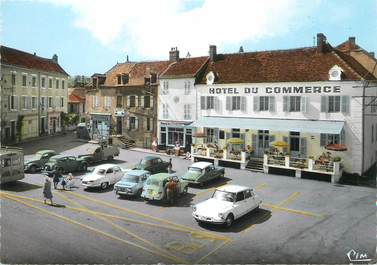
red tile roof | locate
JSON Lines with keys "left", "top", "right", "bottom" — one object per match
{"left": 161, "top": 56, "right": 208, "bottom": 78}
{"left": 68, "top": 93, "right": 85, "bottom": 103}
{"left": 1, "top": 46, "right": 68, "bottom": 75}
{"left": 336, "top": 40, "right": 360, "bottom": 52}
{"left": 198, "top": 45, "right": 376, "bottom": 84}
{"left": 104, "top": 63, "right": 135, "bottom": 86}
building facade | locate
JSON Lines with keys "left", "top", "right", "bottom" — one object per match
{"left": 158, "top": 48, "right": 208, "bottom": 151}
{"left": 0, "top": 46, "right": 69, "bottom": 144}
{"left": 68, "top": 87, "right": 86, "bottom": 123}
{"left": 188, "top": 34, "right": 376, "bottom": 179}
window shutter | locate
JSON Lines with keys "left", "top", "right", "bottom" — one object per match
{"left": 283, "top": 136, "right": 289, "bottom": 153}
{"left": 253, "top": 96, "right": 259, "bottom": 112}
{"left": 341, "top": 96, "right": 350, "bottom": 114}
{"left": 321, "top": 96, "right": 328, "bottom": 112}
{"left": 340, "top": 129, "right": 345, "bottom": 144}
{"left": 14, "top": 96, "right": 18, "bottom": 110}
{"left": 241, "top": 96, "right": 247, "bottom": 112}
{"left": 140, "top": 96, "right": 145, "bottom": 108}
{"left": 269, "top": 96, "right": 275, "bottom": 112}
{"left": 226, "top": 96, "right": 231, "bottom": 111}
{"left": 214, "top": 97, "right": 220, "bottom": 112}
{"left": 143, "top": 117, "right": 147, "bottom": 130}
{"left": 200, "top": 96, "right": 206, "bottom": 110}
{"left": 252, "top": 134, "right": 257, "bottom": 151}
{"left": 300, "top": 138, "right": 307, "bottom": 157}
{"left": 226, "top": 132, "right": 231, "bottom": 140}
{"left": 283, "top": 96, "right": 288, "bottom": 112}
{"left": 301, "top": 96, "right": 308, "bottom": 113}
{"left": 135, "top": 117, "right": 139, "bottom": 130}
{"left": 135, "top": 96, "right": 139, "bottom": 107}
{"left": 320, "top": 134, "right": 327, "bottom": 146}
{"left": 150, "top": 96, "right": 153, "bottom": 108}
{"left": 127, "top": 118, "right": 131, "bottom": 130}
{"left": 127, "top": 96, "right": 130, "bottom": 107}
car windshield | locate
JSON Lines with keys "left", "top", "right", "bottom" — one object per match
{"left": 95, "top": 168, "right": 106, "bottom": 175}
{"left": 212, "top": 190, "right": 235, "bottom": 202}
{"left": 139, "top": 159, "right": 151, "bottom": 167}
{"left": 146, "top": 178, "right": 160, "bottom": 186}
{"left": 122, "top": 174, "right": 139, "bottom": 183}
{"left": 35, "top": 153, "right": 43, "bottom": 160}
{"left": 48, "top": 157, "right": 58, "bottom": 162}
{"left": 188, "top": 167, "right": 202, "bottom": 173}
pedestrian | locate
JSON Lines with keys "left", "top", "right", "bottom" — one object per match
{"left": 52, "top": 170, "right": 60, "bottom": 189}
{"left": 165, "top": 177, "right": 176, "bottom": 205}
{"left": 152, "top": 137, "right": 158, "bottom": 152}
{"left": 174, "top": 141, "right": 180, "bottom": 156}
{"left": 168, "top": 158, "right": 173, "bottom": 173}
{"left": 65, "top": 173, "right": 75, "bottom": 190}
{"left": 61, "top": 175, "right": 67, "bottom": 190}
{"left": 43, "top": 175, "right": 53, "bottom": 205}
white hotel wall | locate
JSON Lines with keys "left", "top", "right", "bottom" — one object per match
{"left": 364, "top": 84, "right": 377, "bottom": 172}
{"left": 196, "top": 81, "right": 368, "bottom": 174}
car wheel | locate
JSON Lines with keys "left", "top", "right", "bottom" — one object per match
{"left": 101, "top": 182, "right": 109, "bottom": 190}
{"left": 107, "top": 156, "right": 113, "bottom": 161}
{"left": 29, "top": 165, "right": 37, "bottom": 174}
{"left": 224, "top": 214, "right": 234, "bottom": 228}
{"left": 81, "top": 163, "right": 88, "bottom": 172}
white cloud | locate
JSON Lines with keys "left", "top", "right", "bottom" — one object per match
{"left": 47, "top": 0, "right": 320, "bottom": 59}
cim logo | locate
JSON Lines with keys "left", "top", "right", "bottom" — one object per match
{"left": 347, "top": 249, "right": 371, "bottom": 263}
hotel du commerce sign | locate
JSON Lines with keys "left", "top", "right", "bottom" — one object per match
{"left": 207, "top": 85, "right": 342, "bottom": 95}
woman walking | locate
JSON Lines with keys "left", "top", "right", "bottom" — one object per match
{"left": 43, "top": 176, "right": 53, "bottom": 205}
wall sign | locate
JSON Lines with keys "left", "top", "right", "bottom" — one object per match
{"left": 208, "top": 85, "right": 342, "bottom": 95}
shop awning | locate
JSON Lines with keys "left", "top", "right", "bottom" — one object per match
{"left": 191, "top": 117, "right": 344, "bottom": 134}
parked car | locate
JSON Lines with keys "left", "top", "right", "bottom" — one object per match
{"left": 181, "top": 161, "right": 224, "bottom": 186}
{"left": 24, "top": 150, "right": 58, "bottom": 173}
{"left": 114, "top": 170, "right": 150, "bottom": 197}
{"left": 78, "top": 144, "right": 120, "bottom": 164}
{"left": 132, "top": 156, "right": 170, "bottom": 174}
{"left": 82, "top": 164, "right": 124, "bottom": 190}
{"left": 192, "top": 185, "right": 262, "bottom": 227}
{"left": 141, "top": 173, "right": 188, "bottom": 202}
{"left": 43, "top": 155, "right": 88, "bottom": 174}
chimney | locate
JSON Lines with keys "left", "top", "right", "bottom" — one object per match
{"left": 239, "top": 46, "right": 244, "bottom": 53}
{"left": 169, "top": 47, "right": 179, "bottom": 62}
{"left": 209, "top": 45, "right": 217, "bottom": 62}
{"left": 33, "top": 52, "right": 36, "bottom": 56}
{"left": 52, "top": 54, "right": 58, "bottom": 63}
{"left": 316, "top": 33, "right": 327, "bottom": 53}
{"left": 348, "top": 37, "right": 356, "bottom": 50}
{"left": 126, "top": 55, "right": 129, "bottom": 62}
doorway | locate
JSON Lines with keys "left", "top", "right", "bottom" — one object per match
{"left": 256, "top": 130, "right": 269, "bottom": 157}
{"left": 116, "top": 117, "right": 122, "bottom": 135}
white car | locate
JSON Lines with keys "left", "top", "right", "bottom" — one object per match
{"left": 81, "top": 164, "right": 124, "bottom": 190}
{"left": 192, "top": 185, "right": 262, "bottom": 227}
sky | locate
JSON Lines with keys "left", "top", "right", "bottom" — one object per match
{"left": 1, "top": 0, "right": 377, "bottom": 76}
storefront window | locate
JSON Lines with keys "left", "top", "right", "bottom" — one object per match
{"left": 160, "top": 127, "right": 166, "bottom": 145}
{"left": 168, "top": 127, "right": 184, "bottom": 145}
{"left": 289, "top": 131, "right": 300, "bottom": 152}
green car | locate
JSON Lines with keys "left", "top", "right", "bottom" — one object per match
{"left": 132, "top": 156, "right": 170, "bottom": 174}
{"left": 43, "top": 155, "right": 88, "bottom": 174}
{"left": 181, "top": 162, "right": 225, "bottom": 186}
{"left": 141, "top": 173, "right": 188, "bottom": 201}
{"left": 24, "top": 150, "right": 58, "bottom": 173}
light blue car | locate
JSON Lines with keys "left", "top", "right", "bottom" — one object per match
{"left": 114, "top": 170, "right": 150, "bottom": 197}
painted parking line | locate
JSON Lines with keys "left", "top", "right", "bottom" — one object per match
{"left": 262, "top": 202, "right": 323, "bottom": 218}
{"left": 277, "top": 192, "right": 301, "bottom": 207}
{"left": 1, "top": 193, "right": 185, "bottom": 263}
{"left": 195, "top": 239, "right": 232, "bottom": 264}
{"left": 55, "top": 192, "right": 189, "bottom": 264}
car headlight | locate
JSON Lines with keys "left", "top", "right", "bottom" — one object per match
{"left": 218, "top": 213, "right": 224, "bottom": 218}
{"left": 192, "top": 206, "right": 197, "bottom": 212}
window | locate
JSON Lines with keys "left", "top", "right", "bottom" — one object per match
{"left": 49, "top": 78, "right": 52, "bottom": 88}
{"left": 129, "top": 95, "right": 136, "bottom": 107}
{"left": 290, "top": 96, "right": 301, "bottom": 112}
{"left": 22, "top": 96, "right": 27, "bottom": 109}
{"left": 162, "top": 81, "right": 169, "bottom": 94}
{"left": 144, "top": 95, "right": 150, "bottom": 108}
{"left": 48, "top": 97, "right": 52, "bottom": 108}
{"left": 93, "top": 95, "right": 99, "bottom": 108}
{"left": 11, "top": 72, "right": 16, "bottom": 86}
{"left": 168, "top": 127, "right": 184, "bottom": 145}
{"left": 122, "top": 74, "right": 129, "bottom": 84}
{"left": 10, "top": 95, "right": 18, "bottom": 110}
{"left": 219, "top": 130, "right": 225, "bottom": 140}
{"left": 232, "top": 96, "right": 241, "bottom": 110}
{"left": 60, "top": 97, "right": 64, "bottom": 108}
{"left": 160, "top": 127, "right": 166, "bottom": 145}
{"left": 200, "top": 96, "right": 215, "bottom": 110}
{"left": 32, "top": 76, "right": 37, "bottom": 87}
{"left": 41, "top": 97, "right": 46, "bottom": 110}
{"left": 184, "top": 80, "right": 191, "bottom": 95}
{"left": 41, "top": 77, "right": 46, "bottom": 88}
{"left": 117, "top": 75, "right": 121, "bottom": 85}
{"left": 22, "top": 75, "right": 27, "bottom": 86}
{"left": 104, "top": 96, "right": 112, "bottom": 108}
{"left": 162, "top": 104, "right": 169, "bottom": 119}
{"left": 328, "top": 96, "right": 341, "bottom": 112}
{"left": 56, "top": 79, "right": 59, "bottom": 89}
{"left": 116, "top": 96, "right": 123, "bottom": 107}
{"left": 146, "top": 118, "right": 151, "bottom": 131}
{"left": 206, "top": 128, "right": 216, "bottom": 143}
{"left": 62, "top": 80, "right": 65, "bottom": 89}
{"left": 129, "top": 117, "right": 137, "bottom": 130}
{"left": 289, "top": 131, "right": 300, "bottom": 152}
{"left": 320, "top": 133, "right": 344, "bottom": 146}
{"left": 32, "top": 97, "right": 37, "bottom": 109}
{"left": 260, "top": 96, "right": 269, "bottom": 111}
{"left": 184, "top": 104, "right": 191, "bottom": 120}
{"left": 232, "top": 128, "right": 240, "bottom": 138}
{"left": 236, "top": 192, "right": 245, "bottom": 202}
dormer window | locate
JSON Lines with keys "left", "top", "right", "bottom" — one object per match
{"left": 117, "top": 75, "right": 122, "bottom": 85}
{"left": 206, "top": 71, "right": 215, "bottom": 85}
{"left": 329, "top": 65, "right": 343, "bottom": 81}
{"left": 122, "top": 74, "right": 129, "bottom": 84}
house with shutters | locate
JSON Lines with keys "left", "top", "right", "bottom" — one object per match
{"left": 157, "top": 47, "right": 208, "bottom": 151}
{"left": 0, "top": 46, "right": 69, "bottom": 144}
{"left": 191, "top": 34, "right": 376, "bottom": 182}
{"left": 86, "top": 60, "right": 171, "bottom": 148}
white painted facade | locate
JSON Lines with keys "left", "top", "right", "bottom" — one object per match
{"left": 194, "top": 80, "right": 377, "bottom": 175}
{"left": 157, "top": 77, "right": 197, "bottom": 148}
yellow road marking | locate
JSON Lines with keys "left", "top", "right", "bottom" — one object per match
{"left": 56, "top": 192, "right": 189, "bottom": 264}
{"left": 262, "top": 203, "right": 322, "bottom": 218}
{"left": 195, "top": 239, "right": 232, "bottom": 264}
{"left": 66, "top": 191, "right": 229, "bottom": 241}
{"left": 277, "top": 192, "right": 300, "bottom": 207}
{"left": 1, "top": 194, "right": 186, "bottom": 263}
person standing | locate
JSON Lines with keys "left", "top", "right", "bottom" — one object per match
{"left": 165, "top": 178, "right": 176, "bottom": 205}
{"left": 174, "top": 141, "right": 180, "bottom": 156}
{"left": 43, "top": 176, "right": 53, "bottom": 205}
{"left": 52, "top": 170, "right": 60, "bottom": 189}
{"left": 168, "top": 158, "right": 173, "bottom": 174}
